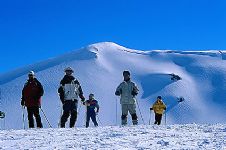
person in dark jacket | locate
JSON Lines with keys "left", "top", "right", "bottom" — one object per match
{"left": 58, "top": 67, "right": 85, "bottom": 128}
{"left": 21, "top": 71, "right": 44, "bottom": 128}
{"left": 85, "top": 93, "right": 99, "bottom": 128}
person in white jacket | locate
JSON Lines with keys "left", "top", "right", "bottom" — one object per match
{"left": 115, "top": 70, "right": 139, "bottom": 125}
{"left": 58, "top": 67, "right": 85, "bottom": 128}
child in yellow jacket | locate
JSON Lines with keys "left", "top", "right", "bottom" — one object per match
{"left": 150, "top": 96, "right": 166, "bottom": 125}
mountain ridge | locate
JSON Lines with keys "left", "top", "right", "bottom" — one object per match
{"left": 1, "top": 42, "right": 226, "bottom": 129}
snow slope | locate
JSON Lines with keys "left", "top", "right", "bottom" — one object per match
{"left": 0, "top": 42, "right": 226, "bottom": 129}
{"left": 0, "top": 124, "right": 225, "bottom": 149}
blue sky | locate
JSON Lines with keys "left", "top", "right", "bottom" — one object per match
{"left": 0, "top": 0, "right": 226, "bottom": 73}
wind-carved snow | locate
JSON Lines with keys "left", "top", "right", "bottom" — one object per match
{"left": 0, "top": 42, "right": 226, "bottom": 130}
{"left": 0, "top": 124, "right": 225, "bottom": 149}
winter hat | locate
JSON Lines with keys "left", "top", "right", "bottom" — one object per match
{"left": 64, "top": 67, "right": 74, "bottom": 73}
{"left": 28, "top": 71, "right": 35, "bottom": 76}
{"left": 123, "top": 70, "right": 130, "bottom": 76}
{"left": 157, "top": 96, "right": 162, "bottom": 99}
{"left": 89, "top": 93, "right": 95, "bottom": 99}
{"left": 89, "top": 93, "right": 94, "bottom": 97}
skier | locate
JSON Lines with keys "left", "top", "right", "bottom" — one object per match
{"left": 115, "top": 70, "right": 139, "bottom": 126}
{"left": 84, "top": 93, "right": 99, "bottom": 128}
{"left": 150, "top": 96, "right": 166, "bottom": 125}
{"left": 21, "top": 71, "right": 44, "bottom": 128}
{"left": 58, "top": 67, "right": 85, "bottom": 128}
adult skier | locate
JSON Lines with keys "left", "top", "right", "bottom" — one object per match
{"left": 21, "top": 71, "right": 44, "bottom": 128}
{"left": 84, "top": 93, "right": 99, "bottom": 128}
{"left": 115, "top": 70, "right": 139, "bottom": 125}
{"left": 150, "top": 96, "right": 166, "bottom": 125}
{"left": 58, "top": 67, "right": 85, "bottom": 128}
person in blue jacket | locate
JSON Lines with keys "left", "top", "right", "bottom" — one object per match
{"left": 85, "top": 93, "right": 99, "bottom": 128}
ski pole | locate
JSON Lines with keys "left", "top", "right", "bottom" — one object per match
{"left": 22, "top": 106, "right": 25, "bottom": 129}
{"left": 136, "top": 99, "right": 145, "bottom": 125}
{"left": 40, "top": 107, "right": 52, "bottom": 128}
{"left": 165, "top": 112, "right": 167, "bottom": 125}
{"left": 96, "top": 114, "right": 103, "bottom": 126}
{"left": 149, "top": 110, "right": 152, "bottom": 125}
{"left": 116, "top": 98, "right": 118, "bottom": 126}
{"left": 58, "top": 108, "right": 63, "bottom": 128}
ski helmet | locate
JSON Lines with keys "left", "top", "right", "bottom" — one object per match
{"left": 28, "top": 71, "right": 35, "bottom": 76}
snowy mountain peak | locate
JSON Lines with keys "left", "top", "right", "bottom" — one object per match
{"left": 1, "top": 42, "right": 226, "bottom": 130}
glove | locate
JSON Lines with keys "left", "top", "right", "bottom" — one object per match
{"left": 21, "top": 99, "right": 25, "bottom": 106}
{"left": 81, "top": 98, "right": 85, "bottom": 103}
{"left": 80, "top": 95, "right": 85, "bottom": 102}
{"left": 164, "top": 108, "right": 166, "bottom": 110}
{"left": 150, "top": 108, "right": 153, "bottom": 111}
{"left": 115, "top": 91, "right": 120, "bottom": 96}
{"left": 33, "top": 96, "right": 40, "bottom": 101}
{"left": 131, "top": 90, "right": 138, "bottom": 96}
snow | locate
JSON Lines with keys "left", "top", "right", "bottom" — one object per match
{"left": 0, "top": 124, "right": 225, "bottom": 149}
{"left": 0, "top": 42, "right": 226, "bottom": 148}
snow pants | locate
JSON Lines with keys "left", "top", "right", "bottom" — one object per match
{"left": 121, "top": 104, "right": 138, "bottom": 125}
{"left": 154, "top": 113, "right": 162, "bottom": 125}
{"left": 86, "top": 109, "right": 98, "bottom": 128}
{"left": 60, "top": 100, "right": 78, "bottom": 128}
{"left": 27, "top": 106, "right": 43, "bottom": 128}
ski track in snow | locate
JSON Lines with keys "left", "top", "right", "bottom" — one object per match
{"left": 0, "top": 124, "right": 226, "bottom": 150}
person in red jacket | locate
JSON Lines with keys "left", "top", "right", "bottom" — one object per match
{"left": 21, "top": 71, "right": 44, "bottom": 128}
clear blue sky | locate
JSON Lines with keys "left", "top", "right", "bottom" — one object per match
{"left": 1, "top": 0, "right": 226, "bottom": 73}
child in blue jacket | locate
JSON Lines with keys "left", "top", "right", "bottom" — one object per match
{"left": 85, "top": 93, "right": 99, "bottom": 128}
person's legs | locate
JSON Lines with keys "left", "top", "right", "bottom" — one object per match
{"left": 86, "top": 111, "right": 91, "bottom": 128}
{"left": 60, "top": 111, "right": 70, "bottom": 128}
{"left": 156, "top": 114, "right": 162, "bottom": 125}
{"left": 128, "top": 104, "right": 138, "bottom": 125}
{"left": 69, "top": 101, "right": 78, "bottom": 128}
{"left": 154, "top": 113, "right": 158, "bottom": 124}
{"left": 27, "top": 107, "right": 34, "bottom": 128}
{"left": 121, "top": 104, "right": 128, "bottom": 125}
{"left": 70, "top": 110, "right": 77, "bottom": 128}
{"left": 33, "top": 107, "right": 43, "bottom": 128}
{"left": 90, "top": 110, "right": 98, "bottom": 126}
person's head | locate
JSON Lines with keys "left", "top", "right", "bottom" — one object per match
{"left": 89, "top": 93, "right": 94, "bottom": 100}
{"left": 28, "top": 71, "right": 35, "bottom": 80}
{"left": 157, "top": 96, "right": 162, "bottom": 102}
{"left": 123, "top": 70, "right": 130, "bottom": 81}
{"left": 64, "top": 67, "right": 74, "bottom": 76}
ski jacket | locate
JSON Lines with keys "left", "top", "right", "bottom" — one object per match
{"left": 22, "top": 78, "right": 44, "bottom": 107}
{"left": 115, "top": 80, "right": 139, "bottom": 104}
{"left": 85, "top": 99, "right": 99, "bottom": 112}
{"left": 152, "top": 100, "right": 166, "bottom": 114}
{"left": 58, "top": 75, "right": 84, "bottom": 103}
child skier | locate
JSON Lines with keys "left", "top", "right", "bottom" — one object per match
{"left": 150, "top": 96, "right": 166, "bottom": 125}
{"left": 85, "top": 93, "right": 99, "bottom": 128}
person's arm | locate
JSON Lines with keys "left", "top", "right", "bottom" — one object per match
{"left": 75, "top": 80, "right": 85, "bottom": 102}
{"left": 37, "top": 80, "right": 44, "bottom": 96}
{"left": 131, "top": 83, "right": 139, "bottom": 96}
{"left": 163, "top": 103, "right": 166, "bottom": 110}
{"left": 35, "top": 80, "right": 44, "bottom": 102}
{"left": 115, "top": 83, "right": 122, "bottom": 96}
{"left": 21, "top": 83, "right": 26, "bottom": 106}
{"left": 58, "top": 85, "right": 65, "bottom": 104}
{"left": 96, "top": 101, "right": 100, "bottom": 113}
